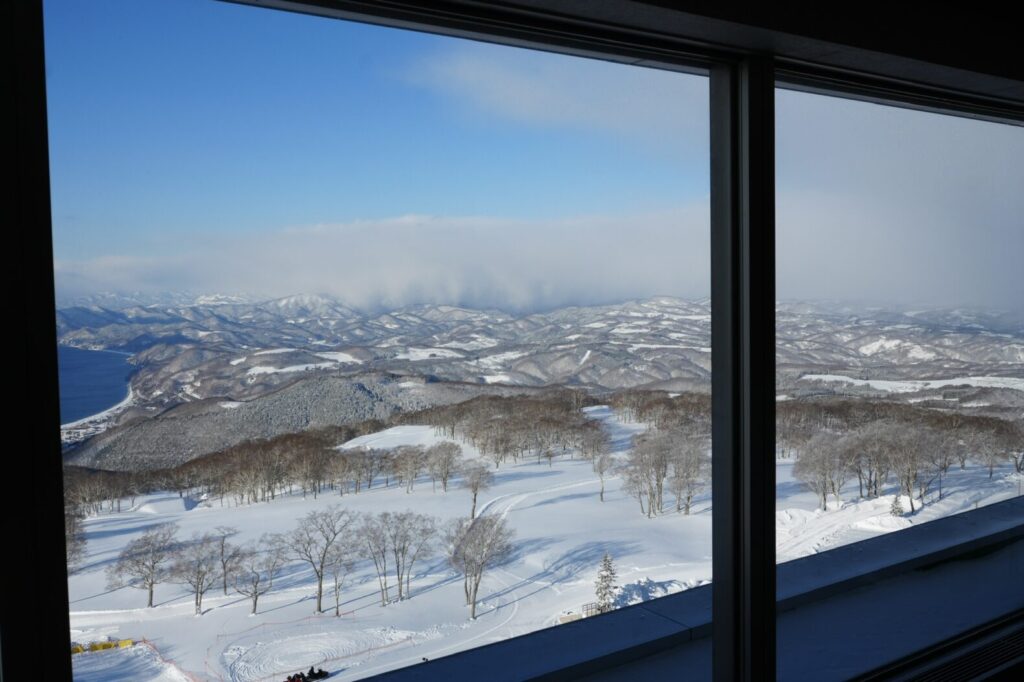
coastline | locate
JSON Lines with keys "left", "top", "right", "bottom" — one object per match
{"left": 60, "top": 384, "right": 134, "bottom": 430}
{"left": 58, "top": 344, "right": 136, "bottom": 430}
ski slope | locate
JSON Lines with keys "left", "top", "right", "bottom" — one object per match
{"left": 69, "top": 406, "right": 1021, "bottom": 681}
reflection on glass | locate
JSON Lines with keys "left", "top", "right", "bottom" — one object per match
{"left": 774, "top": 89, "right": 1024, "bottom": 564}
{"left": 48, "top": 0, "right": 711, "bottom": 678}
{"left": 773, "top": 87, "right": 1023, "bottom": 681}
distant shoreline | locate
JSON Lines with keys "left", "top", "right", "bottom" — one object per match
{"left": 58, "top": 345, "right": 136, "bottom": 429}
{"left": 60, "top": 384, "right": 134, "bottom": 429}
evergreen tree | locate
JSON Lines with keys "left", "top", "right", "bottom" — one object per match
{"left": 595, "top": 553, "right": 617, "bottom": 614}
{"left": 890, "top": 494, "right": 905, "bottom": 517}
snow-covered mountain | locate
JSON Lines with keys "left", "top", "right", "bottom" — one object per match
{"left": 56, "top": 295, "right": 1023, "bottom": 410}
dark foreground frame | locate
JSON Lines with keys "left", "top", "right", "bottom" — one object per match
{"left": 7, "top": 1, "right": 1023, "bottom": 680}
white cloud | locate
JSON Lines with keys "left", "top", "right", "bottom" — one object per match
{"left": 55, "top": 205, "right": 711, "bottom": 311}
{"left": 776, "top": 89, "right": 1024, "bottom": 312}
{"left": 407, "top": 41, "right": 709, "bottom": 157}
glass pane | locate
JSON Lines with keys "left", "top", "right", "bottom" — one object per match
{"left": 775, "top": 88, "right": 1024, "bottom": 679}
{"left": 48, "top": 1, "right": 712, "bottom": 678}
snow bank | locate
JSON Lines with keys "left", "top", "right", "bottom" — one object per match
{"left": 613, "top": 577, "right": 709, "bottom": 607}
{"left": 73, "top": 643, "right": 191, "bottom": 682}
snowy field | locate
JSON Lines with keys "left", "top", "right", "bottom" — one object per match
{"left": 69, "top": 407, "right": 1022, "bottom": 681}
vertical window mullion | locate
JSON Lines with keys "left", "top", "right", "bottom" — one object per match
{"left": 711, "top": 55, "right": 776, "bottom": 682}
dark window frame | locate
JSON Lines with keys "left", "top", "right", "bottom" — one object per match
{"left": 8, "top": 2, "right": 1023, "bottom": 680}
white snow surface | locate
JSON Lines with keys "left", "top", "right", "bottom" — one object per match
{"left": 857, "top": 338, "right": 939, "bottom": 361}
{"left": 394, "top": 348, "right": 464, "bottom": 361}
{"left": 246, "top": 363, "right": 336, "bottom": 376}
{"left": 799, "top": 374, "right": 1024, "bottom": 393}
{"left": 314, "top": 352, "right": 362, "bottom": 364}
{"left": 69, "top": 406, "right": 1020, "bottom": 681}
{"left": 73, "top": 643, "right": 192, "bottom": 682}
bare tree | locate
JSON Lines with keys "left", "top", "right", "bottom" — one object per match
{"left": 580, "top": 428, "right": 611, "bottom": 462}
{"left": 106, "top": 522, "right": 179, "bottom": 607}
{"left": 1010, "top": 421, "right": 1024, "bottom": 474}
{"left": 592, "top": 452, "right": 614, "bottom": 502}
{"left": 325, "top": 543, "right": 355, "bottom": 617}
{"left": 214, "top": 526, "right": 244, "bottom": 596}
{"left": 65, "top": 504, "right": 87, "bottom": 572}
{"left": 976, "top": 419, "right": 1022, "bottom": 477}
{"left": 384, "top": 511, "right": 414, "bottom": 601}
{"left": 295, "top": 446, "right": 329, "bottom": 499}
{"left": 396, "top": 445, "right": 426, "bottom": 493}
{"left": 622, "top": 430, "right": 672, "bottom": 517}
{"left": 859, "top": 424, "right": 892, "bottom": 498}
{"left": 461, "top": 461, "right": 494, "bottom": 519}
{"left": 404, "top": 514, "right": 438, "bottom": 598}
{"left": 620, "top": 459, "right": 649, "bottom": 516}
{"left": 427, "top": 441, "right": 462, "bottom": 492}
{"left": 233, "top": 535, "right": 286, "bottom": 615}
{"left": 172, "top": 532, "right": 220, "bottom": 615}
{"left": 668, "top": 438, "right": 709, "bottom": 514}
{"left": 794, "top": 432, "right": 849, "bottom": 510}
{"left": 361, "top": 512, "right": 391, "bottom": 605}
{"left": 382, "top": 511, "right": 439, "bottom": 600}
{"left": 446, "top": 516, "right": 515, "bottom": 619}
{"left": 284, "top": 505, "right": 357, "bottom": 613}
{"left": 881, "top": 423, "right": 934, "bottom": 513}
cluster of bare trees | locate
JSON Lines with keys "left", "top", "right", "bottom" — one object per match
{"left": 607, "top": 392, "right": 712, "bottom": 517}
{"left": 63, "top": 467, "right": 145, "bottom": 517}
{"left": 103, "top": 506, "right": 452, "bottom": 617}
{"left": 361, "top": 511, "right": 438, "bottom": 605}
{"left": 789, "top": 409, "right": 1023, "bottom": 513}
{"left": 409, "top": 393, "right": 608, "bottom": 469}
{"left": 609, "top": 390, "right": 710, "bottom": 432}
{"left": 620, "top": 427, "right": 710, "bottom": 517}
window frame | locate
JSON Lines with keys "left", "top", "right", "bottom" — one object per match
{"left": 8, "top": 1, "right": 1024, "bottom": 680}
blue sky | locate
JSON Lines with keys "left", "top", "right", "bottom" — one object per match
{"left": 45, "top": 0, "right": 1023, "bottom": 312}
{"left": 44, "top": 0, "right": 706, "bottom": 261}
